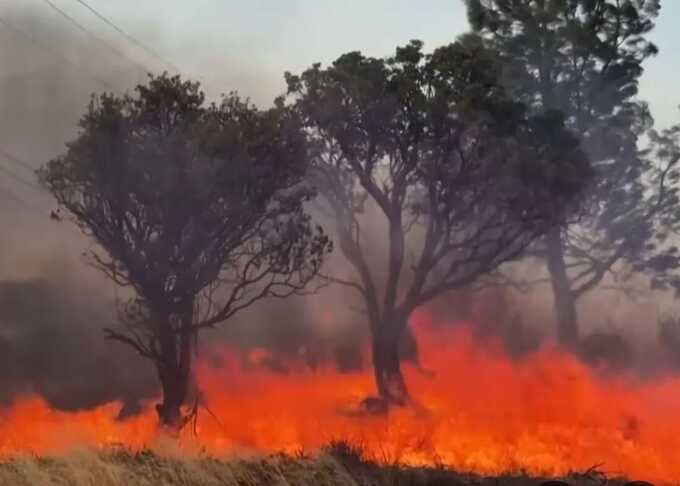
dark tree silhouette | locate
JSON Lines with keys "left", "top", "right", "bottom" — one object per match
{"left": 643, "top": 112, "right": 680, "bottom": 291}
{"left": 464, "top": 0, "right": 661, "bottom": 348}
{"left": 285, "top": 39, "right": 590, "bottom": 407}
{"left": 38, "top": 74, "right": 331, "bottom": 426}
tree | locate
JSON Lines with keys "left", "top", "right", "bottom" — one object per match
{"left": 38, "top": 74, "right": 331, "bottom": 427}
{"left": 464, "top": 0, "right": 661, "bottom": 348}
{"left": 643, "top": 111, "right": 680, "bottom": 292}
{"left": 285, "top": 39, "right": 590, "bottom": 407}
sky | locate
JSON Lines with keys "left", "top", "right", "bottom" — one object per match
{"left": 0, "top": 0, "right": 674, "bottom": 223}
{"left": 1, "top": 1, "right": 677, "bottom": 130}
{"left": 0, "top": 0, "right": 676, "bottom": 257}
{"left": 0, "top": 0, "right": 675, "bottom": 270}
{"left": 95, "top": 0, "right": 680, "bottom": 129}
{"left": 1, "top": 0, "right": 675, "bottom": 121}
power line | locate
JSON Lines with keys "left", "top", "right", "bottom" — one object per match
{"left": 0, "top": 162, "right": 42, "bottom": 193}
{"left": 0, "top": 154, "right": 65, "bottom": 222}
{"left": 0, "top": 184, "right": 48, "bottom": 216}
{"left": 0, "top": 16, "right": 114, "bottom": 89}
{"left": 0, "top": 147, "right": 34, "bottom": 172}
{"left": 0, "top": 147, "right": 47, "bottom": 195}
{"left": 73, "top": 0, "right": 181, "bottom": 74}
{"left": 41, "top": 0, "right": 150, "bottom": 76}
{"left": 0, "top": 148, "right": 102, "bottom": 234}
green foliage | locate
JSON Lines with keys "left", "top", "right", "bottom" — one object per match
{"left": 286, "top": 38, "right": 590, "bottom": 316}
{"left": 38, "top": 72, "right": 331, "bottom": 351}
{"left": 465, "top": 0, "right": 662, "bottom": 299}
{"left": 643, "top": 114, "right": 680, "bottom": 292}
{"left": 285, "top": 38, "right": 591, "bottom": 401}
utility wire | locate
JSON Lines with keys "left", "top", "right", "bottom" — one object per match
{"left": 0, "top": 16, "right": 114, "bottom": 89}
{"left": 0, "top": 146, "right": 35, "bottom": 172}
{"left": 0, "top": 153, "right": 67, "bottom": 222}
{"left": 71, "top": 0, "right": 212, "bottom": 91}
{"left": 73, "top": 0, "right": 181, "bottom": 74}
{"left": 0, "top": 147, "right": 48, "bottom": 196}
{"left": 0, "top": 162, "right": 42, "bottom": 192}
{"left": 0, "top": 184, "right": 48, "bottom": 215}
{"left": 41, "top": 0, "right": 150, "bottom": 76}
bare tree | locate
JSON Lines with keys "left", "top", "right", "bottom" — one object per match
{"left": 38, "top": 74, "right": 331, "bottom": 426}
{"left": 285, "top": 39, "right": 590, "bottom": 408}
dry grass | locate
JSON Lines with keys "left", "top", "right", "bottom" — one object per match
{"left": 0, "top": 444, "right": 636, "bottom": 486}
{"left": 0, "top": 449, "right": 358, "bottom": 486}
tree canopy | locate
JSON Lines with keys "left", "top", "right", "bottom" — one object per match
{"left": 39, "top": 73, "right": 331, "bottom": 425}
{"left": 464, "top": 0, "right": 661, "bottom": 346}
{"left": 285, "top": 38, "right": 590, "bottom": 406}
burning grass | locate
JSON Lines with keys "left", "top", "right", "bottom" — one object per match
{"left": 0, "top": 445, "right": 632, "bottom": 486}
{"left": 1, "top": 313, "right": 678, "bottom": 483}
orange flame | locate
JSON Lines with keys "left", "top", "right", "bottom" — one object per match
{"left": 1, "top": 311, "right": 679, "bottom": 483}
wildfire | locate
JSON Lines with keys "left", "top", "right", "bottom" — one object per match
{"left": 1, "top": 312, "right": 679, "bottom": 483}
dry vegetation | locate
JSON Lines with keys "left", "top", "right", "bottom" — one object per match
{"left": 0, "top": 442, "right": 634, "bottom": 486}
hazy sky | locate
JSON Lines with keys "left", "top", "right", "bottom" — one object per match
{"left": 7, "top": 0, "right": 677, "bottom": 126}
{"left": 0, "top": 0, "right": 675, "bottom": 238}
{"left": 113, "top": 0, "right": 680, "bottom": 129}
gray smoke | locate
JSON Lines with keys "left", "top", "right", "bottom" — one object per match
{"left": 0, "top": 1, "right": 675, "bottom": 418}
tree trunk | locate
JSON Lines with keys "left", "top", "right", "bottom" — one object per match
{"left": 399, "top": 325, "right": 419, "bottom": 364}
{"left": 371, "top": 313, "right": 410, "bottom": 407}
{"left": 546, "top": 226, "right": 579, "bottom": 349}
{"left": 154, "top": 302, "right": 194, "bottom": 428}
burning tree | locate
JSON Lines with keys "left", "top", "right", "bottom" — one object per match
{"left": 285, "top": 38, "right": 590, "bottom": 407}
{"left": 38, "top": 74, "right": 331, "bottom": 426}
{"left": 464, "top": 0, "right": 661, "bottom": 348}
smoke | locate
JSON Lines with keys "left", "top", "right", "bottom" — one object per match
{"left": 0, "top": 1, "right": 674, "bottom": 418}
{"left": 0, "top": 260, "right": 157, "bottom": 413}
{"left": 0, "top": 2, "right": 322, "bottom": 411}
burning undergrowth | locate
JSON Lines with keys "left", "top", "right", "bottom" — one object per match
{"left": 0, "top": 311, "right": 678, "bottom": 483}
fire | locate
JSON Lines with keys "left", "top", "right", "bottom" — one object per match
{"left": 2, "top": 311, "right": 680, "bottom": 483}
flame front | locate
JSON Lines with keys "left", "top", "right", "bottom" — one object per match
{"left": 1, "top": 312, "right": 679, "bottom": 483}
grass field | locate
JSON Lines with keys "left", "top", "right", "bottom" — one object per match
{"left": 0, "top": 442, "right": 633, "bottom": 486}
